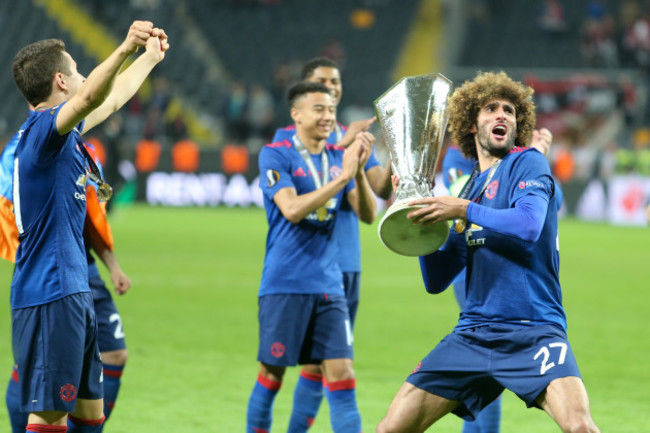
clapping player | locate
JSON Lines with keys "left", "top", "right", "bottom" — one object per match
{"left": 247, "top": 81, "right": 376, "bottom": 433}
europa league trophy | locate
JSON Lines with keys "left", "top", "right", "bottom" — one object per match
{"left": 375, "top": 73, "right": 452, "bottom": 256}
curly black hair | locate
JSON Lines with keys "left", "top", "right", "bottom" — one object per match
{"left": 447, "top": 71, "right": 536, "bottom": 160}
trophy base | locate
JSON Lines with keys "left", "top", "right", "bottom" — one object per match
{"left": 378, "top": 200, "right": 450, "bottom": 257}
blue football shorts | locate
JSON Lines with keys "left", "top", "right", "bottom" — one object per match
{"left": 342, "top": 271, "right": 360, "bottom": 329}
{"left": 257, "top": 293, "right": 354, "bottom": 366}
{"left": 89, "top": 275, "right": 126, "bottom": 353}
{"left": 406, "top": 324, "right": 582, "bottom": 421}
{"left": 12, "top": 292, "right": 103, "bottom": 413}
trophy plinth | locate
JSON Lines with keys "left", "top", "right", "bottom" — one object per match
{"left": 375, "top": 74, "right": 452, "bottom": 257}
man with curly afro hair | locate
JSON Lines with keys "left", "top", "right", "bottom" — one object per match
{"left": 377, "top": 71, "right": 600, "bottom": 433}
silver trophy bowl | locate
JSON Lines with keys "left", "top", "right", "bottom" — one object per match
{"left": 375, "top": 73, "right": 452, "bottom": 256}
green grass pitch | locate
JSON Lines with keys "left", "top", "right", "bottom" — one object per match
{"left": 0, "top": 205, "right": 648, "bottom": 432}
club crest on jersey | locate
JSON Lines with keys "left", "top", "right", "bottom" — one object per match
{"left": 59, "top": 383, "right": 77, "bottom": 402}
{"left": 485, "top": 180, "right": 499, "bottom": 199}
{"left": 266, "top": 169, "right": 280, "bottom": 187}
{"left": 270, "top": 342, "right": 285, "bottom": 358}
{"left": 330, "top": 165, "right": 342, "bottom": 179}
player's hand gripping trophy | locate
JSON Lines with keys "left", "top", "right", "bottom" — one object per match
{"left": 375, "top": 74, "right": 452, "bottom": 256}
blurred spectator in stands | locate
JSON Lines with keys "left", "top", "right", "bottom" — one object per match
{"left": 580, "top": 3, "right": 619, "bottom": 67}
{"left": 151, "top": 76, "right": 172, "bottom": 113}
{"left": 166, "top": 112, "right": 189, "bottom": 143}
{"left": 143, "top": 76, "right": 172, "bottom": 140}
{"left": 125, "top": 92, "right": 145, "bottom": 139}
{"left": 271, "top": 62, "right": 292, "bottom": 111}
{"left": 247, "top": 83, "right": 275, "bottom": 140}
{"left": 616, "top": 74, "right": 641, "bottom": 148}
{"left": 574, "top": 136, "right": 599, "bottom": 181}
{"left": 143, "top": 108, "right": 163, "bottom": 141}
{"left": 597, "top": 141, "right": 618, "bottom": 179}
{"left": 550, "top": 139, "right": 576, "bottom": 184}
{"left": 536, "top": 0, "right": 566, "bottom": 34}
{"left": 619, "top": 0, "right": 641, "bottom": 66}
{"left": 221, "top": 80, "right": 249, "bottom": 141}
{"left": 621, "top": 6, "right": 650, "bottom": 68}
{"left": 98, "top": 113, "right": 128, "bottom": 203}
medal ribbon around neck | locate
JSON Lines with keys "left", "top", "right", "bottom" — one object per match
{"left": 79, "top": 140, "right": 113, "bottom": 202}
{"left": 453, "top": 159, "right": 502, "bottom": 233}
{"left": 292, "top": 135, "right": 329, "bottom": 189}
{"left": 292, "top": 134, "right": 330, "bottom": 221}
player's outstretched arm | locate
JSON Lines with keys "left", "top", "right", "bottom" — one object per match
{"left": 84, "top": 28, "right": 169, "bottom": 133}
{"left": 56, "top": 20, "right": 154, "bottom": 135}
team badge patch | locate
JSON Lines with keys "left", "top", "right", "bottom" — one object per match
{"left": 266, "top": 169, "right": 280, "bottom": 187}
{"left": 60, "top": 383, "right": 77, "bottom": 402}
{"left": 330, "top": 165, "right": 342, "bottom": 179}
{"left": 519, "top": 180, "right": 544, "bottom": 189}
{"left": 270, "top": 342, "right": 285, "bottom": 358}
{"left": 485, "top": 180, "right": 499, "bottom": 199}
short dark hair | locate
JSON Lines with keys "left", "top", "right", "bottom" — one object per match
{"left": 301, "top": 57, "right": 339, "bottom": 80}
{"left": 287, "top": 81, "right": 331, "bottom": 107}
{"left": 12, "top": 39, "right": 70, "bottom": 106}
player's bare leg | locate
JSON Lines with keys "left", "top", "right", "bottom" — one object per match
{"left": 28, "top": 411, "right": 68, "bottom": 426}
{"left": 321, "top": 358, "right": 354, "bottom": 383}
{"left": 536, "top": 376, "right": 600, "bottom": 433}
{"left": 377, "top": 382, "right": 458, "bottom": 433}
{"left": 258, "top": 362, "right": 286, "bottom": 382}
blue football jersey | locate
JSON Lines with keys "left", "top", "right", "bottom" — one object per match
{"left": 258, "top": 138, "right": 354, "bottom": 296}
{"left": 272, "top": 124, "right": 380, "bottom": 272}
{"left": 0, "top": 129, "right": 21, "bottom": 201}
{"left": 455, "top": 147, "right": 565, "bottom": 330}
{"left": 441, "top": 146, "right": 475, "bottom": 190}
{"left": 11, "top": 104, "right": 90, "bottom": 309}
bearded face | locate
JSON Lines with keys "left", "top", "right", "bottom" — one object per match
{"left": 473, "top": 99, "right": 517, "bottom": 158}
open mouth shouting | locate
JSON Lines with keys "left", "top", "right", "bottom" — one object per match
{"left": 492, "top": 123, "right": 508, "bottom": 141}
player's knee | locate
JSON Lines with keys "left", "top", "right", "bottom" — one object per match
{"left": 301, "top": 364, "right": 322, "bottom": 376}
{"left": 376, "top": 416, "right": 402, "bottom": 433}
{"left": 561, "top": 414, "right": 598, "bottom": 433}
{"left": 322, "top": 358, "right": 355, "bottom": 382}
